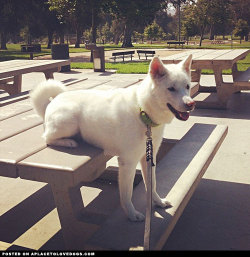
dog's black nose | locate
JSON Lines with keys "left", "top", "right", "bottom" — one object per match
{"left": 186, "top": 100, "right": 196, "bottom": 110}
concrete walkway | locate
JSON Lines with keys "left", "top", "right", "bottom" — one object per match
{"left": 0, "top": 69, "right": 250, "bottom": 250}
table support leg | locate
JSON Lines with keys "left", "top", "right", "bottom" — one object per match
{"left": 50, "top": 183, "right": 99, "bottom": 250}
{"left": 214, "top": 66, "right": 239, "bottom": 108}
{"left": 0, "top": 75, "right": 21, "bottom": 95}
{"left": 43, "top": 68, "right": 59, "bottom": 80}
{"left": 191, "top": 69, "right": 201, "bottom": 83}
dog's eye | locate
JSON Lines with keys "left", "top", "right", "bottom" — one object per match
{"left": 186, "top": 84, "right": 190, "bottom": 90}
{"left": 168, "top": 87, "right": 175, "bottom": 92}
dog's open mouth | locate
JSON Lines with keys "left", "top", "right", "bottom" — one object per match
{"left": 167, "top": 103, "right": 190, "bottom": 121}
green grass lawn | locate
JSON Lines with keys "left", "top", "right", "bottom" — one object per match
{"left": 71, "top": 61, "right": 151, "bottom": 74}
{"left": 0, "top": 44, "right": 51, "bottom": 61}
{"left": 0, "top": 43, "right": 89, "bottom": 61}
{"left": 1, "top": 42, "right": 250, "bottom": 74}
{"left": 71, "top": 53, "right": 250, "bottom": 75}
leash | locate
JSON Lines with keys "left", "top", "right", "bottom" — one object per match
{"left": 143, "top": 125, "right": 154, "bottom": 250}
{"left": 140, "top": 108, "right": 158, "bottom": 250}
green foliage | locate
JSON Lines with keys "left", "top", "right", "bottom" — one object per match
{"left": 144, "top": 21, "right": 165, "bottom": 43}
{"left": 109, "top": 0, "right": 165, "bottom": 47}
{"left": 181, "top": 4, "right": 198, "bottom": 39}
{"left": 98, "top": 23, "right": 114, "bottom": 44}
{"left": 234, "top": 19, "right": 249, "bottom": 40}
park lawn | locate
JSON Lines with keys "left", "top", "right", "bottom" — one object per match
{"left": 0, "top": 44, "right": 51, "bottom": 61}
{"left": 71, "top": 61, "right": 150, "bottom": 74}
{"left": 1, "top": 43, "right": 250, "bottom": 74}
{"left": 0, "top": 43, "right": 89, "bottom": 61}
{"left": 71, "top": 52, "right": 250, "bottom": 74}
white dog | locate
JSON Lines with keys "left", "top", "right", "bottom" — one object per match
{"left": 30, "top": 55, "right": 195, "bottom": 222}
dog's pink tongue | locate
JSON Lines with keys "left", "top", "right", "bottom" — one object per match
{"left": 180, "top": 112, "right": 189, "bottom": 121}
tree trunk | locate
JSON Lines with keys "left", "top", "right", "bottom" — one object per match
{"left": 199, "top": 25, "right": 205, "bottom": 47}
{"left": 209, "top": 25, "right": 214, "bottom": 40}
{"left": 59, "top": 31, "right": 64, "bottom": 44}
{"left": 122, "top": 24, "right": 133, "bottom": 48}
{"left": 91, "top": 5, "right": 97, "bottom": 44}
{"left": 0, "top": 32, "right": 7, "bottom": 50}
{"left": 47, "top": 30, "right": 53, "bottom": 49}
{"left": 75, "top": 26, "right": 82, "bottom": 48}
{"left": 178, "top": 0, "right": 181, "bottom": 42}
{"left": 114, "top": 34, "right": 120, "bottom": 45}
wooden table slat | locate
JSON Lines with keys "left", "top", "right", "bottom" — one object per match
{"left": 0, "top": 98, "right": 32, "bottom": 121}
{"left": 0, "top": 125, "right": 46, "bottom": 177}
{"left": 194, "top": 49, "right": 233, "bottom": 60}
{"left": 0, "top": 60, "right": 70, "bottom": 79}
{"left": 0, "top": 110, "right": 42, "bottom": 141}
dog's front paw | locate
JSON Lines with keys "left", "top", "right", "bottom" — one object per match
{"left": 154, "top": 197, "right": 172, "bottom": 208}
{"left": 128, "top": 210, "right": 145, "bottom": 222}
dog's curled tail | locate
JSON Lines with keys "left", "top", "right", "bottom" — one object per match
{"left": 30, "top": 79, "right": 66, "bottom": 119}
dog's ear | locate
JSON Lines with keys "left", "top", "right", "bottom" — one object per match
{"left": 150, "top": 57, "right": 166, "bottom": 79}
{"left": 181, "top": 54, "right": 192, "bottom": 75}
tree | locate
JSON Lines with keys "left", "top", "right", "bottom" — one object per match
{"left": 42, "top": 7, "right": 63, "bottom": 49}
{"left": 144, "top": 21, "right": 164, "bottom": 44}
{"left": 168, "top": 0, "right": 194, "bottom": 41}
{"left": 206, "top": 0, "right": 233, "bottom": 40}
{"left": 155, "top": 9, "right": 173, "bottom": 36}
{"left": 109, "top": 0, "right": 165, "bottom": 47}
{"left": 98, "top": 22, "right": 114, "bottom": 44}
{"left": 188, "top": 0, "right": 233, "bottom": 45}
{"left": 0, "top": 0, "right": 24, "bottom": 49}
{"left": 231, "top": 0, "right": 250, "bottom": 41}
{"left": 181, "top": 4, "right": 198, "bottom": 42}
{"left": 234, "top": 19, "right": 249, "bottom": 43}
{"left": 110, "top": 18, "right": 125, "bottom": 45}
{"left": 48, "top": 0, "right": 92, "bottom": 47}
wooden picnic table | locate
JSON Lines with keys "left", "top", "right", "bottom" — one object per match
{"left": 161, "top": 49, "right": 250, "bottom": 109}
{"left": 0, "top": 59, "right": 70, "bottom": 96}
{"left": 0, "top": 75, "right": 227, "bottom": 250}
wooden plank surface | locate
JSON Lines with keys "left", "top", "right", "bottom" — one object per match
{"left": 18, "top": 140, "right": 112, "bottom": 185}
{"left": 87, "top": 123, "right": 228, "bottom": 250}
{"left": 161, "top": 50, "right": 199, "bottom": 63}
{"left": 0, "top": 98, "right": 32, "bottom": 121}
{"left": 194, "top": 49, "right": 232, "bottom": 61}
{"left": 0, "top": 60, "right": 70, "bottom": 78}
{"left": 213, "top": 49, "right": 250, "bottom": 61}
{"left": 0, "top": 60, "right": 69, "bottom": 70}
{"left": 179, "top": 49, "right": 216, "bottom": 61}
{"left": 0, "top": 110, "right": 42, "bottom": 141}
{"left": 0, "top": 125, "right": 46, "bottom": 177}
{"left": 162, "top": 49, "right": 250, "bottom": 68}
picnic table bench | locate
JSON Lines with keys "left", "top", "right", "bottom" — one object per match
{"left": 211, "top": 40, "right": 225, "bottom": 45}
{"left": 0, "top": 77, "right": 227, "bottom": 250}
{"left": 137, "top": 50, "right": 155, "bottom": 60}
{"left": 167, "top": 41, "right": 185, "bottom": 48}
{"left": 0, "top": 59, "right": 70, "bottom": 96}
{"left": 110, "top": 51, "right": 135, "bottom": 62}
{"left": 162, "top": 49, "right": 250, "bottom": 109}
{"left": 21, "top": 44, "right": 41, "bottom": 60}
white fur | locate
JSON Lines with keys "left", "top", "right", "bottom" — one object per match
{"left": 30, "top": 55, "right": 195, "bottom": 221}
{"left": 30, "top": 79, "right": 66, "bottom": 118}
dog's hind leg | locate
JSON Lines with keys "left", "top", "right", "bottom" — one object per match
{"left": 43, "top": 118, "right": 79, "bottom": 148}
{"left": 118, "top": 157, "right": 145, "bottom": 222}
{"left": 140, "top": 154, "right": 171, "bottom": 208}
